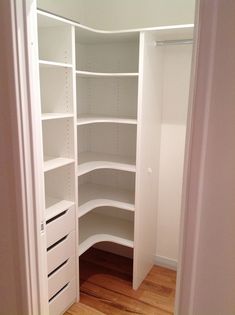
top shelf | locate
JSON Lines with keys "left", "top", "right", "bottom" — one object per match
{"left": 37, "top": 10, "right": 194, "bottom": 44}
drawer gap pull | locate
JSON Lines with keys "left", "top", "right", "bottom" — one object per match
{"left": 46, "top": 209, "right": 68, "bottom": 225}
{"left": 48, "top": 259, "right": 69, "bottom": 278}
{"left": 47, "top": 234, "right": 68, "bottom": 252}
{"left": 49, "top": 282, "right": 69, "bottom": 303}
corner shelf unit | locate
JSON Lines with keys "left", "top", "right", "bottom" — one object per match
{"left": 79, "top": 210, "right": 134, "bottom": 256}
{"left": 35, "top": 8, "right": 193, "bottom": 315}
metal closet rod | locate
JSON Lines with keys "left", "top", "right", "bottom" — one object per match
{"left": 155, "top": 39, "right": 193, "bottom": 46}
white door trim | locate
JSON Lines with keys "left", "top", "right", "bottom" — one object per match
{"left": 3, "top": 1, "right": 48, "bottom": 314}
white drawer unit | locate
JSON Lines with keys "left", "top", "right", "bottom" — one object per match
{"left": 48, "top": 256, "right": 76, "bottom": 300}
{"left": 47, "top": 231, "right": 76, "bottom": 275}
{"left": 49, "top": 278, "right": 76, "bottom": 315}
{"left": 46, "top": 205, "right": 75, "bottom": 248}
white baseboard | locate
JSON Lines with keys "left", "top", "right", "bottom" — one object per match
{"left": 154, "top": 255, "right": 177, "bottom": 270}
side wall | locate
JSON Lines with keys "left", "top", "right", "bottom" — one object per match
{"left": 177, "top": 0, "right": 235, "bottom": 314}
{"left": 83, "top": 0, "right": 195, "bottom": 30}
{"left": 37, "top": 0, "right": 85, "bottom": 24}
{"left": 156, "top": 45, "right": 192, "bottom": 268}
{"left": 37, "top": 0, "right": 195, "bottom": 30}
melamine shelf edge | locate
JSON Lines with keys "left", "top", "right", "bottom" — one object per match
{"left": 41, "top": 113, "right": 74, "bottom": 120}
{"left": 39, "top": 60, "right": 73, "bottom": 68}
{"left": 44, "top": 157, "right": 75, "bottom": 172}
{"left": 77, "top": 116, "right": 137, "bottom": 125}
{"left": 77, "top": 163, "right": 136, "bottom": 176}
{"left": 76, "top": 70, "right": 139, "bottom": 77}
{"left": 78, "top": 201, "right": 135, "bottom": 219}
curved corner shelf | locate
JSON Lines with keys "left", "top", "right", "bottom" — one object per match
{"left": 77, "top": 152, "right": 136, "bottom": 176}
{"left": 39, "top": 60, "right": 73, "bottom": 68}
{"left": 76, "top": 70, "right": 138, "bottom": 78}
{"left": 42, "top": 113, "right": 74, "bottom": 120}
{"left": 77, "top": 115, "right": 137, "bottom": 126}
{"left": 79, "top": 212, "right": 134, "bottom": 256}
{"left": 78, "top": 183, "right": 135, "bottom": 218}
{"left": 44, "top": 156, "right": 74, "bottom": 172}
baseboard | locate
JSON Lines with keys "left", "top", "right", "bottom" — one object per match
{"left": 154, "top": 255, "right": 177, "bottom": 270}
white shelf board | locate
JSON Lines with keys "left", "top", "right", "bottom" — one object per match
{"left": 77, "top": 152, "right": 136, "bottom": 176}
{"left": 76, "top": 70, "right": 138, "bottom": 78}
{"left": 39, "top": 60, "right": 73, "bottom": 68}
{"left": 79, "top": 212, "right": 134, "bottom": 256}
{"left": 45, "top": 196, "right": 74, "bottom": 221}
{"left": 78, "top": 183, "right": 135, "bottom": 218}
{"left": 42, "top": 113, "right": 74, "bottom": 120}
{"left": 38, "top": 9, "right": 193, "bottom": 42}
{"left": 77, "top": 115, "right": 137, "bottom": 126}
{"left": 44, "top": 156, "right": 74, "bottom": 172}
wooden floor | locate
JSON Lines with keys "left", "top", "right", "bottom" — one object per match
{"left": 65, "top": 248, "right": 176, "bottom": 315}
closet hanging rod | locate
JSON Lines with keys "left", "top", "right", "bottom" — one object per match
{"left": 155, "top": 39, "right": 193, "bottom": 46}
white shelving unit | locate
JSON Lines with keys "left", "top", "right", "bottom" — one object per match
{"left": 35, "top": 8, "right": 194, "bottom": 315}
{"left": 79, "top": 210, "right": 134, "bottom": 256}
{"left": 37, "top": 10, "right": 78, "bottom": 315}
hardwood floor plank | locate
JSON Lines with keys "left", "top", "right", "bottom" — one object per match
{"left": 66, "top": 303, "right": 105, "bottom": 315}
{"left": 80, "top": 281, "right": 172, "bottom": 315}
{"left": 79, "top": 260, "right": 175, "bottom": 313}
{"left": 65, "top": 248, "right": 176, "bottom": 315}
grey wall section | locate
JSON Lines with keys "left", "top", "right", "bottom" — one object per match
{"left": 177, "top": 0, "right": 235, "bottom": 314}
{"left": 37, "top": 0, "right": 195, "bottom": 29}
{"left": 37, "top": 0, "right": 85, "bottom": 24}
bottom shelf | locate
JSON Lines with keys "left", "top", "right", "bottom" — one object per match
{"left": 79, "top": 211, "right": 134, "bottom": 256}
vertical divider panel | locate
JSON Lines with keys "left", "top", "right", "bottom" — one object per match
{"left": 71, "top": 25, "right": 80, "bottom": 301}
{"left": 33, "top": 10, "right": 50, "bottom": 315}
{"left": 133, "top": 32, "right": 164, "bottom": 289}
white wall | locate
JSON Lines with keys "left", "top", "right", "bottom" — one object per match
{"left": 37, "top": 0, "right": 195, "bottom": 29}
{"left": 83, "top": 0, "right": 195, "bottom": 30}
{"left": 37, "top": 0, "right": 85, "bottom": 24}
{"left": 156, "top": 45, "right": 192, "bottom": 266}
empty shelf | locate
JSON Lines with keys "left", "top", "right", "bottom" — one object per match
{"left": 42, "top": 113, "right": 74, "bottom": 120}
{"left": 79, "top": 212, "right": 134, "bottom": 256}
{"left": 44, "top": 157, "right": 74, "bottom": 172}
{"left": 78, "top": 183, "right": 135, "bottom": 217}
{"left": 45, "top": 196, "right": 75, "bottom": 221}
{"left": 77, "top": 152, "right": 136, "bottom": 176}
{"left": 76, "top": 70, "right": 138, "bottom": 78}
{"left": 39, "top": 60, "right": 73, "bottom": 68}
{"left": 77, "top": 115, "right": 137, "bottom": 126}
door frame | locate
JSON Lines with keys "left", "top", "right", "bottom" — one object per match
{"left": 0, "top": 0, "right": 48, "bottom": 314}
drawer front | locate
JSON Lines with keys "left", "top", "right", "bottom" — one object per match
{"left": 48, "top": 256, "right": 76, "bottom": 300}
{"left": 47, "top": 231, "right": 75, "bottom": 275}
{"left": 49, "top": 278, "right": 76, "bottom": 315}
{"left": 46, "top": 206, "right": 75, "bottom": 248}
